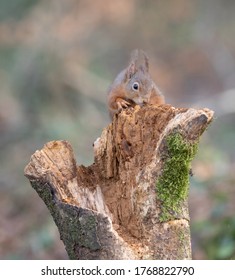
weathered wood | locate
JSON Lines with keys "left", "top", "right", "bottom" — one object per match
{"left": 24, "top": 104, "right": 214, "bottom": 259}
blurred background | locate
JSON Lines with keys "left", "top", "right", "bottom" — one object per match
{"left": 0, "top": 0, "right": 235, "bottom": 259}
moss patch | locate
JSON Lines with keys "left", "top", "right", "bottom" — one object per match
{"left": 157, "top": 132, "right": 198, "bottom": 222}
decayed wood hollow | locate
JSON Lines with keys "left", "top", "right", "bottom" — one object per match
{"left": 24, "top": 104, "right": 214, "bottom": 259}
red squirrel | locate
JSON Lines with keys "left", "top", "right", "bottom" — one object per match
{"left": 107, "top": 49, "right": 165, "bottom": 118}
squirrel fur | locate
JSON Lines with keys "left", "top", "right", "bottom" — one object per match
{"left": 107, "top": 49, "right": 165, "bottom": 118}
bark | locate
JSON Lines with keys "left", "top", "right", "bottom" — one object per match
{"left": 24, "top": 104, "right": 214, "bottom": 259}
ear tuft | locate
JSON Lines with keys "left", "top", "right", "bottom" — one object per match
{"left": 130, "top": 49, "right": 149, "bottom": 72}
{"left": 125, "top": 61, "right": 136, "bottom": 80}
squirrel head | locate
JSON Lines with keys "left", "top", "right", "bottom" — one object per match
{"left": 123, "top": 49, "right": 155, "bottom": 105}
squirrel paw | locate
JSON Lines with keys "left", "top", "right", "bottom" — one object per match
{"left": 116, "top": 98, "right": 131, "bottom": 111}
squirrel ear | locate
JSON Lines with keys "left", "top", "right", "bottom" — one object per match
{"left": 143, "top": 51, "right": 149, "bottom": 72}
{"left": 138, "top": 50, "right": 149, "bottom": 72}
{"left": 124, "top": 49, "right": 149, "bottom": 80}
{"left": 125, "top": 61, "right": 136, "bottom": 80}
{"left": 131, "top": 49, "right": 149, "bottom": 73}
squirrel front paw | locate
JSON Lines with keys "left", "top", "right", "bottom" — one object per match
{"left": 116, "top": 98, "right": 131, "bottom": 112}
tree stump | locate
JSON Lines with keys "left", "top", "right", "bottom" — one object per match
{"left": 24, "top": 104, "right": 214, "bottom": 259}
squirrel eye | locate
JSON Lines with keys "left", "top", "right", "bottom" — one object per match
{"left": 132, "top": 82, "right": 139, "bottom": 91}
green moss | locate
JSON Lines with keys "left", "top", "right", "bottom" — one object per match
{"left": 156, "top": 133, "right": 198, "bottom": 222}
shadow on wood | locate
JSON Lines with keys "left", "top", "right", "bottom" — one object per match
{"left": 24, "top": 104, "right": 214, "bottom": 259}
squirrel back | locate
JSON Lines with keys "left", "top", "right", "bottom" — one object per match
{"left": 107, "top": 49, "right": 165, "bottom": 118}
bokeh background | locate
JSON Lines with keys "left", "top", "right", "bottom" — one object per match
{"left": 0, "top": 0, "right": 235, "bottom": 259}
